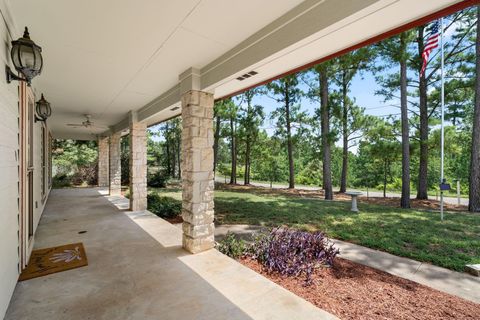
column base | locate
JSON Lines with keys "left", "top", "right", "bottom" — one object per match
{"left": 130, "top": 197, "right": 147, "bottom": 211}
{"left": 182, "top": 233, "right": 215, "bottom": 254}
{"left": 110, "top": 188, "right": 122, "bottom": 197}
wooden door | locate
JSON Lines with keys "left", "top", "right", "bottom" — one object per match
{"left": 19, "top": 83, "right": 35, "bottom": 269}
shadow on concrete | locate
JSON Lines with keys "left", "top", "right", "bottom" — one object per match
{"left": 6, "top": 188, "right": 333, "bottom": 320}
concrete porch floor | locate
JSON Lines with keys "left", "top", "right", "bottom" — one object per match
{"left": 5, "top": 188, "right": 336, "bottom": 320}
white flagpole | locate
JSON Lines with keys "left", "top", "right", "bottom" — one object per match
{"left": 440, "top": 17, "right": 445, "bottom": 221}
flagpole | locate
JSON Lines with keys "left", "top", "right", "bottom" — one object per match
{"left": 440, "top": 17, "right": 445, "bottom": 221}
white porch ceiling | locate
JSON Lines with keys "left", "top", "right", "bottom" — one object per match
{"left": 7, "top": 0, "right": 304, "bottom": 138}
{"left": 6, "top": 0, "right": 464, "bottom": 139}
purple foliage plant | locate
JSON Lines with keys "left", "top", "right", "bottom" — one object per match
{"left": 247, "top": 227, "right": 339, "bottom": 285}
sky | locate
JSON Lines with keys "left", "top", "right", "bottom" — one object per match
{"left": 245, "top": 68, "right": 401, "bottom": 154}
{"left": 250, "top": 70, "right": 398, "bottom": 133}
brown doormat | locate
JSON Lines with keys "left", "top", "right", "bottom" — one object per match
{"left": 19, "top": 243, "right": 88, "bottom": 281}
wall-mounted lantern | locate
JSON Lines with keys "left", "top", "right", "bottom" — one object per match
{"left": 35, "top": 94, "right": 51, "bottom": 122}
{"left": 6, "top": 27, "right": 43, "bottom": 86}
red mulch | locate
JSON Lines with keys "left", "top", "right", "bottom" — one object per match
{"left": 239, "top": 257, "right": 480, "bottom": 320}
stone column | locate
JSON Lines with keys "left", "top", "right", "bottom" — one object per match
{"left": 97, "top": 136, "right": 109, "bottom": 187}
{"left": 109, "top": 132, "right": 122, "bottom": 196}
{"left": 181, "top": 90, "right": 215, "bottom": 253}
{"left": 129, "top": 112, "right": 147, "bottom": 211}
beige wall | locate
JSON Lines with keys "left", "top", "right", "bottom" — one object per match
{"left": 0, "top": 2, "right": 51, "bottom": 317}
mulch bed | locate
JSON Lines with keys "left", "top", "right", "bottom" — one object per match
{"left": 217, "top": 183, "right": 468, "bottom": 212}
{"left": 240, "top": 257, "right": 480, "bottom": 320}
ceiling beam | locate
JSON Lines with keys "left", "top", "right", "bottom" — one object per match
{"left": 52, "top": 131, "right": 98, "bottom": 141}
{"left": 199, "top": 0, "right": 379, "bottom": 91}
{"left": 107, "top": 0, "right": 379, "bottom": 133}
{"left": 108, "top": 0, "right": 469, "bottom": 133}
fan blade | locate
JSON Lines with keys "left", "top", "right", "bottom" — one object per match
{"left": 66, "top": 124, "right": 84, "bottom": 127}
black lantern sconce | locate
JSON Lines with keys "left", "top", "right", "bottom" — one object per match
{"left": 35, "top": 94, "right": 51, "bottom": 122}
{"left": 6, "top": 27, "right": 43, "bottom": 86}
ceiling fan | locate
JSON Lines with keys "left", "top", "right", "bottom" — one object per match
{"left": 66, "top": 114, "right": 107, "bottom": 129}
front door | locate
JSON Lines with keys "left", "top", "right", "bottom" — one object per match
{"left": 19, "top": 83, "right": 35, "bottom": 269}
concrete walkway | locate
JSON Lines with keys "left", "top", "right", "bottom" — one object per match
{"left": 6, "top": 188, "right": 336, "bottom": 320}
{"left": 215, "top": 225, "right": 480, "bottom": 304}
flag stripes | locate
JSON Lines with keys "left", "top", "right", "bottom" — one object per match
{"left": 420, "top": 20, "right": 440, "bottom": 77}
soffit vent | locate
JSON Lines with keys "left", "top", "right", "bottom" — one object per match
{"left": 236, "top": 70, "right": 258, "bottom": 81}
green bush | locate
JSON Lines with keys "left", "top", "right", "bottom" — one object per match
{"left": 216, "top": 232, "right": 247, "bottom": 259}
{"left": 147, "top": 193, "right": 181, "bottom": 219}
{"left": 296, "top": 161, "right": 322, "bottom": 186}
{"left": 52, "top": 174, "right": 72, "bottom": 188}
{"left": 147, "top": 170, "right": 169, "bottom": 188}
{"left": 52, "top": 140, "right": 98, "bottom": 187}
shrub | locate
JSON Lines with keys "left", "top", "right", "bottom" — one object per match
{"left": 216, "top": 232, "right": 247, "bottom": 259}
{"left": 147, "top": 170, "right": 169, "bottom": 188}
{"left": 52, "top": 139, "right": 98, "bottom": 187}
{"left": 147, "top": 193, "right": 181, "bottom": 219}
{"left": 71, "top": 163, "right": 98, "bottom": 186}
{"left": 247, "top": 228, "right": 339, "bottom": 285}
{"left": 52, "top": 173, "right": 72, "bottom": 188}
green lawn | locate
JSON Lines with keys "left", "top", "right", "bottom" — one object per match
{"left": 152, "top": 187, "right": 480, "bottom": 272}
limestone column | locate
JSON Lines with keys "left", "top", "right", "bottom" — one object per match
{"left": 181, "top": 90, "right": 215, "bottom": 253}
{"left": 97, "top": 136, "right": 109, "bottom": 187}
{"left": 109, "top": 132, "right": 122, "bottom": 196}
{"left": 129, "top": 112, "right": 147, "bottom": 211}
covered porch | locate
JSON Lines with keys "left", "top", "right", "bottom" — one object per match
{"left": 6, "top": 187, "right": 335, "bottom": 319}
{"left": 7, "top": 0, "right": 468, "bottom": 255}
{"left": 1, "top": 0, "right": 475, "bottom": 318}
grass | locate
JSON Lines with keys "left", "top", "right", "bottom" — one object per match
{"left": 151, "top": 187, "right": 480, "bottom": 272}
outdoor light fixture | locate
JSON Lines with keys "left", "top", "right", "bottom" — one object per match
{"left": 6, "top": 27, "right": 43, "bottom": 86}
{"left": 35, "top": 94, "right": 51, "bottom": 122}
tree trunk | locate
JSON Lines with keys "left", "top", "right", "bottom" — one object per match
{"left": 230, "top": 117, "right": 237, "bottom": 184}
{"left": 165, "top": 123, "right": 171, "bottom": 176}
{"left": 340, "top": 73, "right": 348, "bottom": 193}
{"left": 320, "top": 68, "right": 333, "bottom": 200}
{"left": 285, "top": 81, "right": 295, "bottom": 189}
{"left": 400, "top": 33, "right": 411, "bottom": 209}
{"left": 383, "top": 159, "right": 387, "bottom": 198}
{"left": 171, "top": 141, "right": 176, "bottom": 178}
{"left": 469, "top": 6, "right": 480, "bottom": 212}
{"left": 213, "top": 114, "right": 221, "bottom": 172}
{"left": 244, "top": 139, "right": 251, "bottom": 185}
{"left": 417, "top": 26, "right": 429, "bottom": 200}
{"left": 177, "top": 135, "right": 181, "bottom": 179}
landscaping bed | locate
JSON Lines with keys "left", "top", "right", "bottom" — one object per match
{"left": 153, "top": 186, "right": 480, "bottom": 271}
{"left": 240, "top": 257, "right": 480, "bottom": 320}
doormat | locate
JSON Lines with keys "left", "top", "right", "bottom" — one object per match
{"left": 19, "top": 243, "right": 88, "bottom": 281}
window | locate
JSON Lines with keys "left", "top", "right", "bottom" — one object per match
{"left": 41, "top": 124, "right": 47, "bottom": 200}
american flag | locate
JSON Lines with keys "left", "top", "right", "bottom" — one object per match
{"left": 420, "top": 20, "right": 441, "bottom": 77}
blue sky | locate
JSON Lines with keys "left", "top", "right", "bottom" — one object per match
{"left": 246, "top": 69, "right": 400, "bottom": 136}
